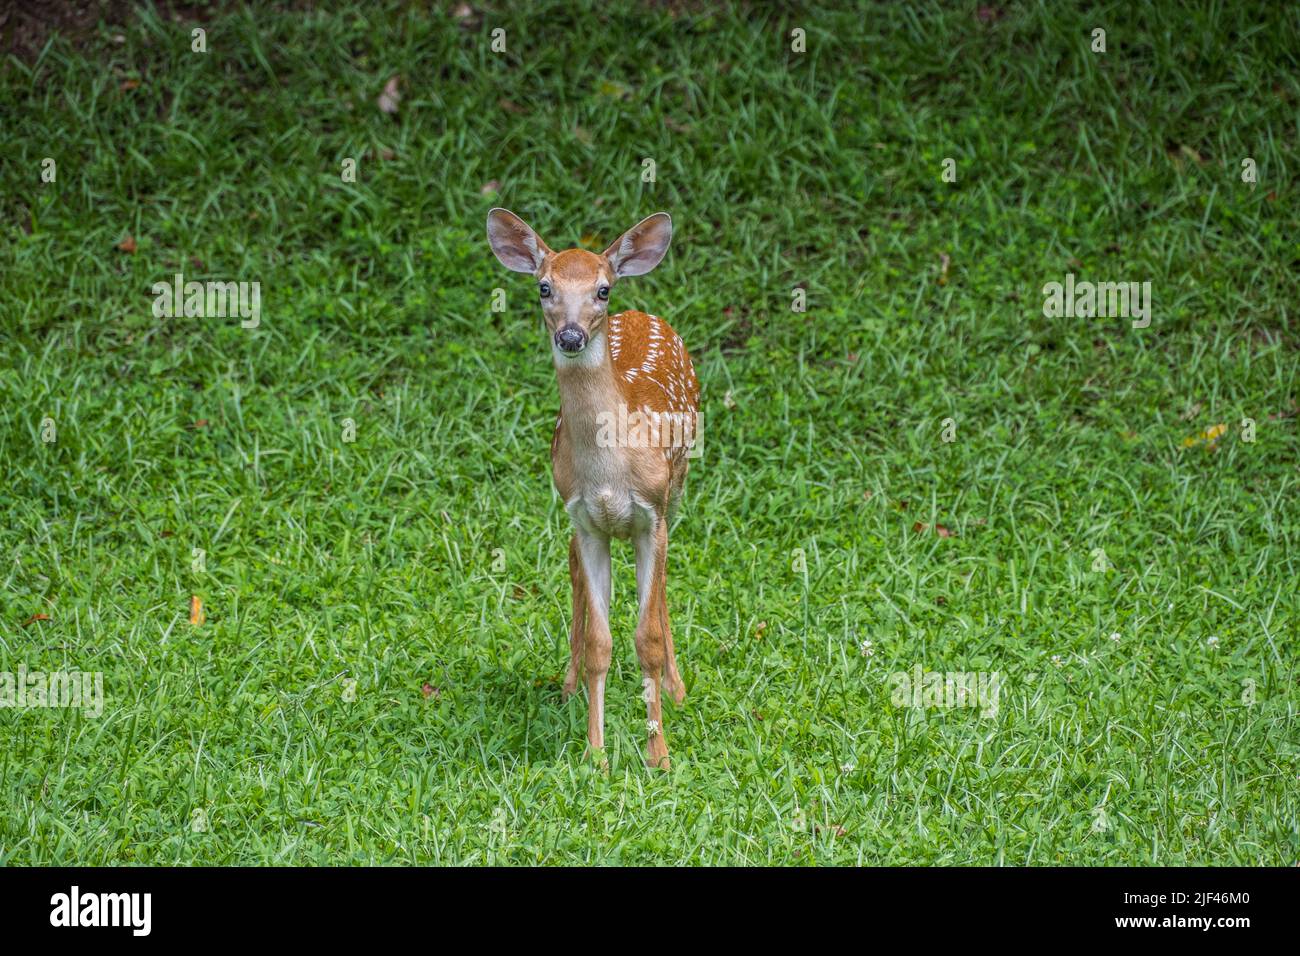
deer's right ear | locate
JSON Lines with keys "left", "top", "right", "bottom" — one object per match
{"left": 487, "top": 208, "right": 551, "bottom": 274}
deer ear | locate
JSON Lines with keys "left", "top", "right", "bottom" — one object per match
{"left": 487, "top": 208, "right": 552, "bottom": 274}
{"left": 603, "top": 212, "right": 672, "bottom": 277}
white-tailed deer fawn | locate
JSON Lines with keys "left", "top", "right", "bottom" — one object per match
{"left": 487, "top": 208, "right": 699, "bottom": 769}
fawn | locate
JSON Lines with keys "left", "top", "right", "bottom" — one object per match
{"left": 487, "top": 208, "right": 699, "bottom": 769}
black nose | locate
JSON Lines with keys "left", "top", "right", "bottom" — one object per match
{"left": 555, "top": 327, "right": 587, "bottom": 353}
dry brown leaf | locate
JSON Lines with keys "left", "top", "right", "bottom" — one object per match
{"left": 22, "top": 613, "right": 50, "bottom": 627}
{"left": 117, "top": 235, "right": 137, "bottom": 254}
{"left": 189, "top": 595, "right": 205, "bottom": 626}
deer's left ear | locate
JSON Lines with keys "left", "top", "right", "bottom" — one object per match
{"left": 603, "top": 213, "right": 672, "bottom": 277}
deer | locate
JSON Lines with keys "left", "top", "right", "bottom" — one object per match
{"left": 486, "top": 208, "right": 700, "bottom": 769}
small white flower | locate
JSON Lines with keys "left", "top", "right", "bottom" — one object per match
{"left": 860, "top": 639, "right": 874, "bottom": 657}
{"left": 1051, "top": 654, "right": 1064, "bottom": 668}
{"left": 840, "top": 763, "right": 855, "bottom": 774}
{"left": 1109, "top": 632, "right": 1121, "bottom": 643}
{"left": 1207, "top": 636, "right": 1220, "bottom": 648}
{"left": 646, "top": 719, "right": 660, "bottom": 736}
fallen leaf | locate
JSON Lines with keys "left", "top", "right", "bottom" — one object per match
{"left": 189, "top": 419, "right": 209, "bottom": 429}
{"left": 117, "top": 235, "right": 137, "bottom": 254}
{"left": 937, "top": 252, "right": 951, "bottom": 286}
{"left": 377, "top": 75, "right": 401, "bottom": 115}
{"left": 480, "top": 179, "right": 500, "bottom": 195}
{"left": 498, "top": 98, "right": 526, "bottom": 115}
{"left": 913, "top": 522, "right": 956, "bottom": 537}
{"left": 754, "top": 621, "right": 767, "bottom": 640}
{"left": 572, "top": 125, "right": 593, "bottom": 145}
{"left": 1179, "top": 402, "right": 1202, "bottom": 421}
{"left": 453, "top": 3, "right": 481, "bottom": 28}
{"left": 22, "top": 613, "right": 50, "bottom": 627}
{"left": 189, "top": 595, "right": 205, "bottom": 626}
{"left": 119, "top": 78, "right": 141, "bottom": 92}
{"left": 160, "top": 530, "right": 175, "bottom": 538}
{"left": 596, "top": 79, "right": 632, "bottom": 100}
{"left": 1182, "top": 423, "right": 1228, "bottom": 450}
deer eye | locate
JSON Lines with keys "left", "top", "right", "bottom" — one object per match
{"left": 597, "top": 286, "right": 609, "bottom": 300}
{"left": 539, "top": 282, "right": 551, "bottom": 299}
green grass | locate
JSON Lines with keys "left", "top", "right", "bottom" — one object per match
{"left": 1, "top": 0, "right": 1297, "bottom": 865}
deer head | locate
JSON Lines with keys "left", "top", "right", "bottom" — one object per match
{"left": 486, "top": 208, "right": 673, "bottom": 362}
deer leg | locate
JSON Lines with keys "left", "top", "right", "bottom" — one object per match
{"left": 635, "top": 519, "right": 672, "bottom": 769}
{"left": 562, "top": 533, "right": 586, "bottom": 699}
{"left": 661, "top": 596, "right": 686, "bottom": 705}
{"left": 575, "top": 527, "right": 612, "bottom": 754}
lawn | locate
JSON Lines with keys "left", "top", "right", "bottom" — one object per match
{"left": 0, "top": 0, "right": 1296, "bottom": 865}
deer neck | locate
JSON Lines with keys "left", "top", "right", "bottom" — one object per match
{"left": 553, "top": 327, "right": 621, "bottom": 450}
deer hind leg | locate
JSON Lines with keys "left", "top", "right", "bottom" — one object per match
{"left": 635, "top": 518, "right": 673, "bottom": 769}
{"left": 660, "top": 602, "right": 686, "bottom": 705}
{"left": 575, "top": 528, "right": 612, "bottom": 755}
{"left": 562, "top": 533, "right": 586, "bottom": 699}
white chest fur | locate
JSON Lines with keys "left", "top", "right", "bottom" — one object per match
{"left": 564, "top": 444, "right": 657, "bottom": 540}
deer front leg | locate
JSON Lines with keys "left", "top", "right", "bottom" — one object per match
{"left": 562, "top": 534, "right": 586, "bottom": 699}
{"left": 635, "top": 518, "right": 673, "bottom": 769}
{"left": 574, "top": 527, "right": 612, "bottom": 754}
